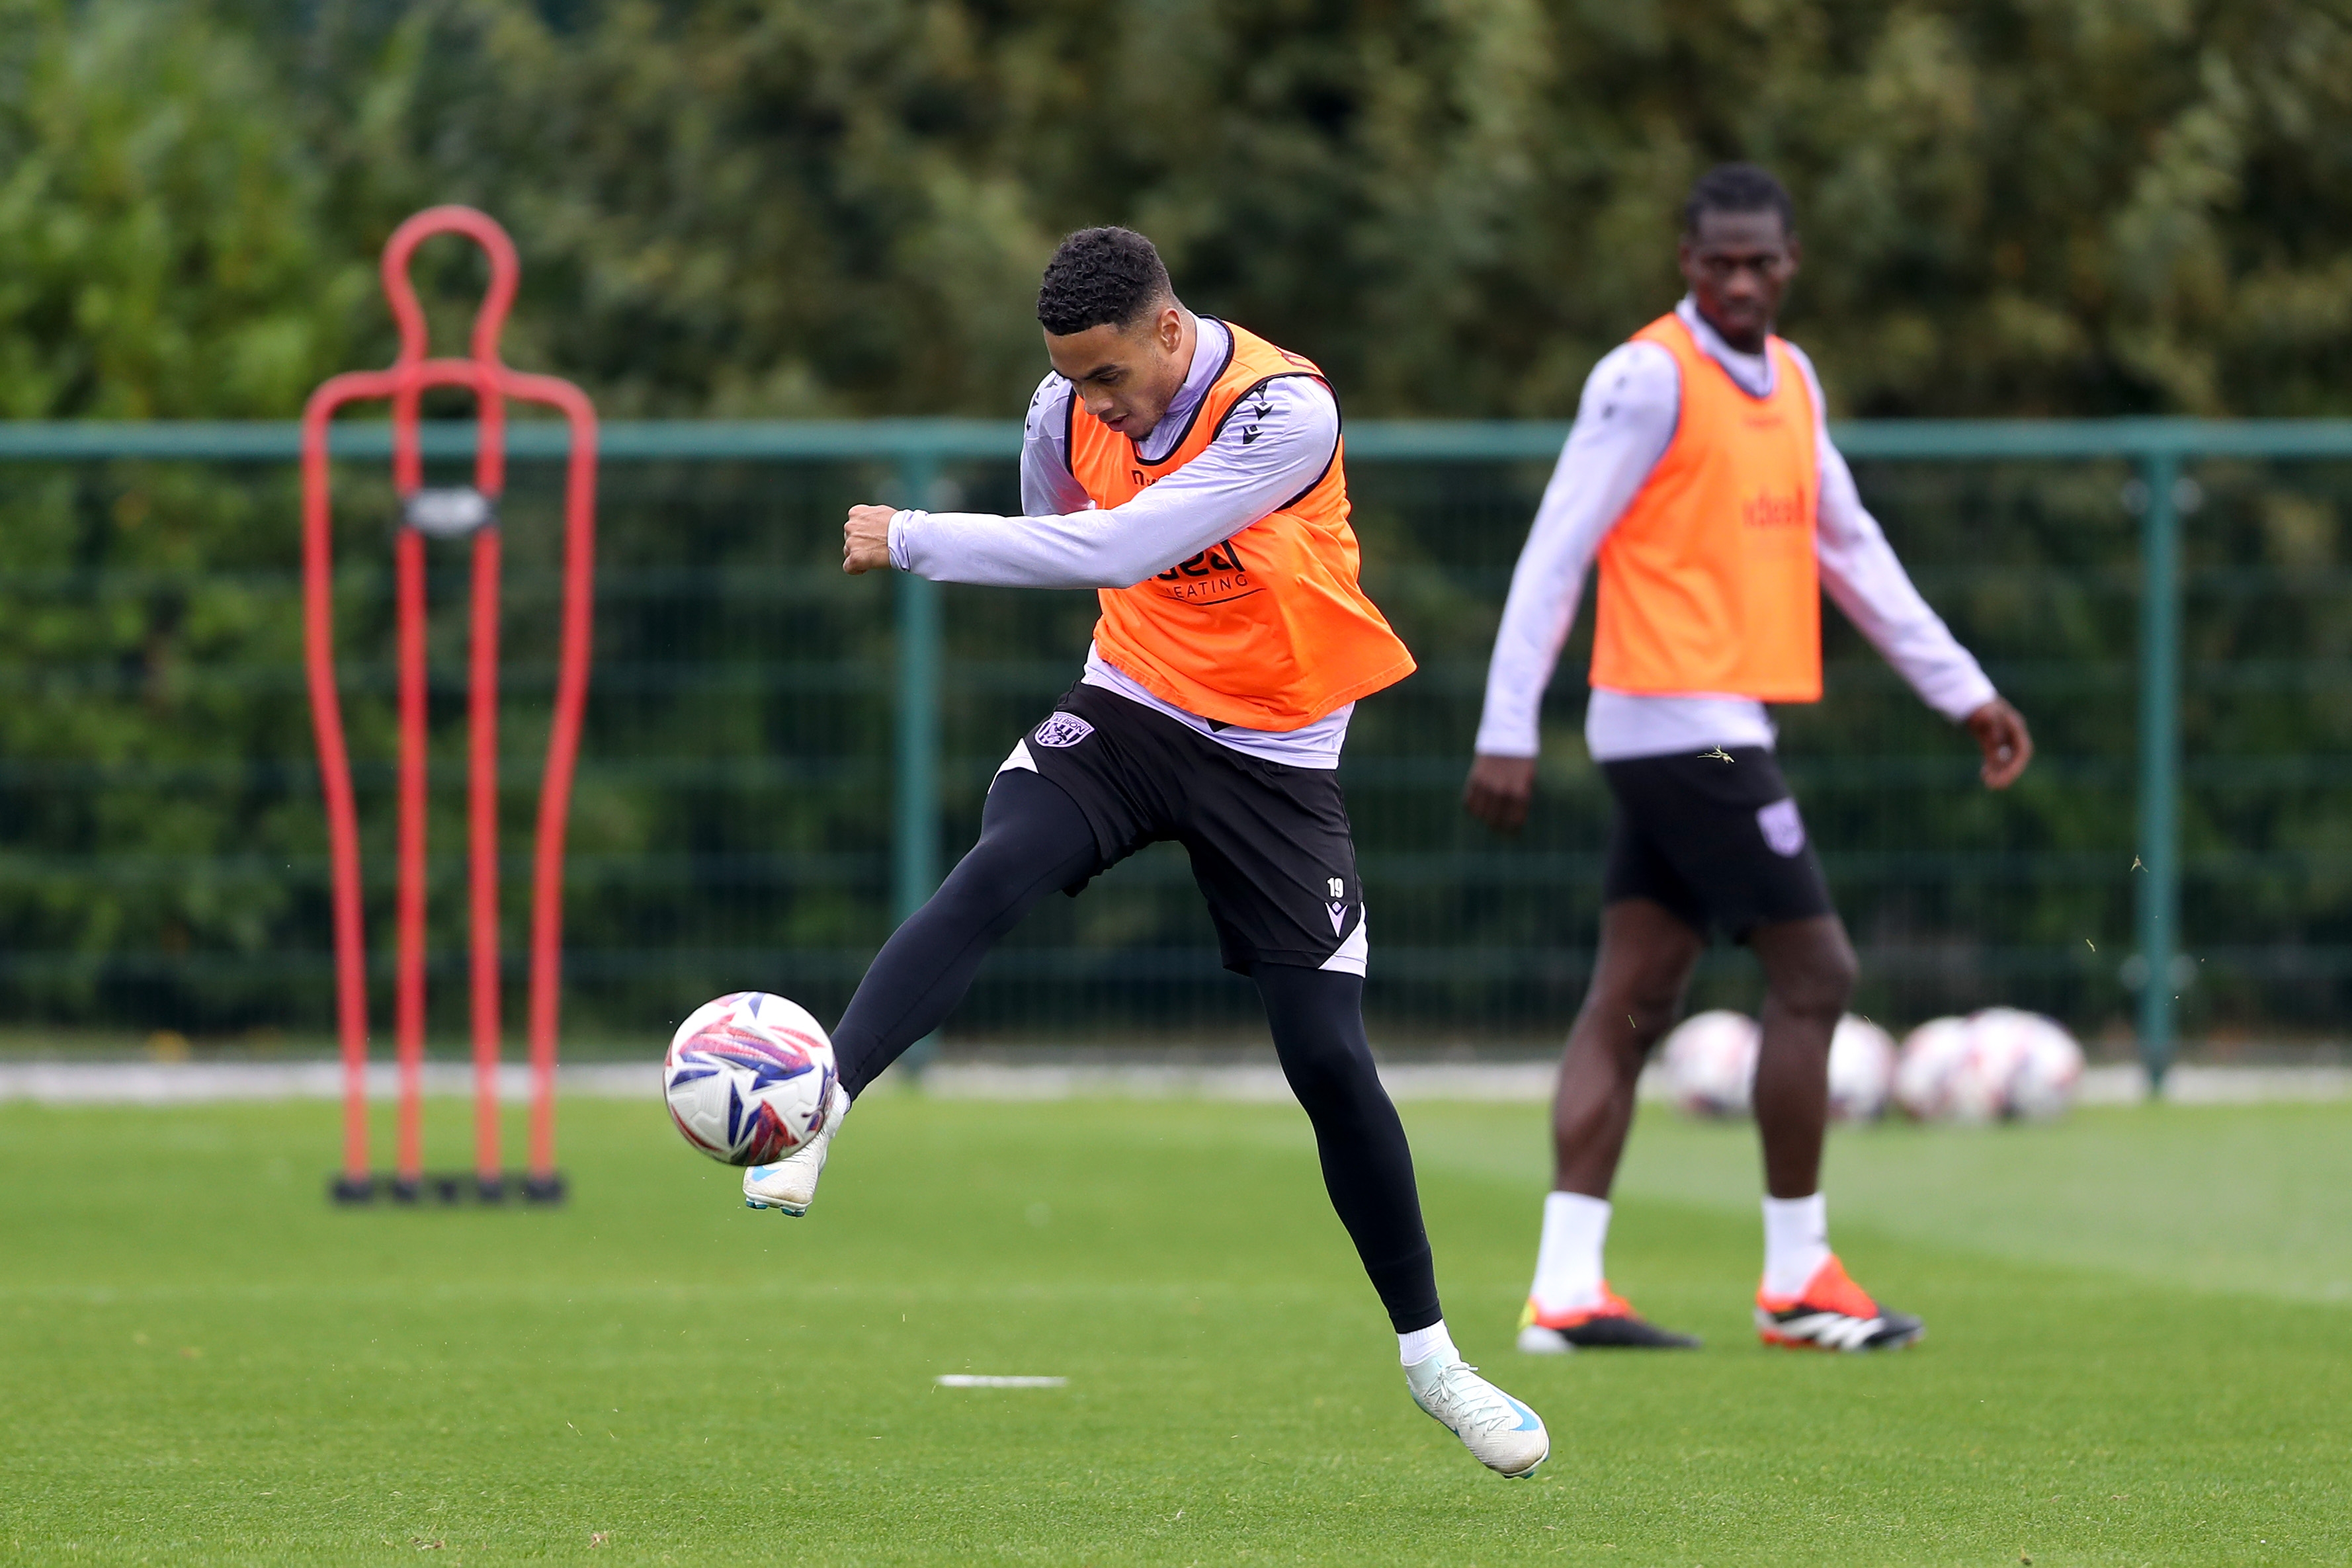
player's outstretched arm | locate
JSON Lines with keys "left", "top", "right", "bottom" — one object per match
{"left": 844, "top": 372, "right": 1091, "bottom": 578}
{"left": 1966, "top": 696, "right": 2033, "bottom": 790}
{"left": 844, "top": 378, "right": 1337, "bottom": 590}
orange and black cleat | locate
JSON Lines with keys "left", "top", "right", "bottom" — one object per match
{"left": 1517, "top": 1284, "right": 1701, "bottom": 1352}
{"left": 1755, "top": 1255, "right": 1924, "bottom": 1352}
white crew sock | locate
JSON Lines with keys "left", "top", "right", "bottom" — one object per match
{"left": 1397, "top": 1319, "right": 1459, "bottom": 1368}
{"left": 1761, "top": 1192, "right": 1831, "bottom": 1298}
{"left": 1528, "top": 1191, "right": 1611, "bottom": 1316}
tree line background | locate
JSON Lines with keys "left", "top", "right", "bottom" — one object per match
{"left": 5, "top": 0, "right": 2349, "bottom": 425}
{"left": 3, "top": 0, "right": 2352, "bottom": 1051}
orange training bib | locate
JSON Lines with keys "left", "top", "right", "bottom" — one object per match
{"left": 1068, "top": 321, "right": 1415, "bottom": 731}
{"left": 1589, "top": 312, "right": 1822, "bottom": 702}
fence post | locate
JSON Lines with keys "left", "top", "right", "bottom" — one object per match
{"left": 2134, "top": 449, "right": 2181, "bottom": 1092}
{"left": 892, "top": 449, "right": 943, "bottom": 1074}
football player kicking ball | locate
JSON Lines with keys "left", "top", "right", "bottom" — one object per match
{"left": 1465, "top": 165, "right": 2034, "bottom": 1354}
{"left": 746, "top": 227, "right": 1548, "bottom": 1477}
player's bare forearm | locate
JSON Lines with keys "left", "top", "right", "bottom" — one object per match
{"left": 1966, "top": 697, "right": 2033, "bottom": 790}
{"left": 843, "top": 504, "right": 896, "bottom": 575}
{"left": 1463, "top": 752, "right": 1538, "bottom": 833}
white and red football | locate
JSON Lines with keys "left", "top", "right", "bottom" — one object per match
{"left": 662, "top": 992, "right": 838, "bottom": 1165}
{"left": 1661, "top": 1010, "right": 1760, "bottom": 1118}
{"left": 1827, "top": 1014, "right": 1898, "bottom": 1122}
{"left": 1896, "top": 1009, "right": 2084, "bottom": 1122}
{"left": 1970, "top": 1007, "right": 2085, "bottom": 1121}
{"left": 1893, "top": 1015, "right": 1976, "bottom": 1120}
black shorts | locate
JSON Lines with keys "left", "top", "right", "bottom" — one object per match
{"left": 1600, "top": 747, "right": 1835, "bottom": 940}
{"left": 997, "top": 683, "right": 1366, "bottom": 976}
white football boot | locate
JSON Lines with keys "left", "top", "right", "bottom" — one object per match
{"left": 1406, "top": 1354, "right": 1550, "bottom": 1478}
{"left": 741, "top": 1082, "right": 850, "bottom": 1216}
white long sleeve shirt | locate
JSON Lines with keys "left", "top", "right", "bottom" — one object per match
{"left": 1474, "top": 298, "right": 1998, "bottom": 762}
{"left": 888, "top": 316, "right": 1356, "bottom": 767}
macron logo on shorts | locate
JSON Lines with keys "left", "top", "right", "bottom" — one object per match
{"left": 1033, "top": 712, "right": 1095, "bottom": 749}
{"left": 1757, "top": 798, "right": 1807, "bottom": 858}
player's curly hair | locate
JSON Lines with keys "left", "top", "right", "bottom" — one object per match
{"left": 1036, "top": 227, "right": 1174, "bottom": 337}
{"left": 1682, "top": 163, "right": 1796, "bottom": 236}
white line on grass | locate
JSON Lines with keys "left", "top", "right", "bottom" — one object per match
{"left": 934, "top": 1375, "right": 1067, "bottom": 1389}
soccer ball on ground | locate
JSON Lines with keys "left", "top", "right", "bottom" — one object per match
{"left": 1826, "top": 1014, "right": 1897, "bottom": 1122}
{"left": 663, "top": 991, "right": 839, "bottom": 1165}
{"left": 1971, "top": 1007, "right": 2085, "bottom": 1121}
{"left": 1941, "top": 1014, "right": 2029, "bottom": 1123}
{"left": 1892, "top": 1014, "right": 1976, "bottom": 1121}
{"left": 1894, "top": 1009, "right": 2084, "bottom": 1122}
{"left": 1661, "top": 1010, "right": 1759, "bottom": 1118}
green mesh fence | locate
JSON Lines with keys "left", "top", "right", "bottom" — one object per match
{"left": 2, "top": 422, "right": 2349, "bottom": 1060}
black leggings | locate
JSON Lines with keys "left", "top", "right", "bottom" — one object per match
{"left": 831, "top": 768, "right": 1442, "bottom": 1332}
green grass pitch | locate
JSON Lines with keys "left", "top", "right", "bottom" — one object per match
{"left": 3, "top": 1089, "right": 2347, "bottom": 1565}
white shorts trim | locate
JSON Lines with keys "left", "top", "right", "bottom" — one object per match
{"left": 1318, "top": 912, "right": 1369, "bottom": 977}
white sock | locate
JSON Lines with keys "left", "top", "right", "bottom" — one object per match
{"left": 1761, "top": 1192, "right": 1831, "bottom": 1298}
{"left": 1529, "top": 1191, "right": 1611, "bottom": 1316}
{"left": 1397, "top": 1319, "right": 1458, "bottom": 1368}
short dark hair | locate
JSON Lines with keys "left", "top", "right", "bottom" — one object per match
{"left": 1682, "top": 163, "right": 1796, "bottom": 237}
{"left": 1036, "top": 227, "right": 1174, "bottom": 336}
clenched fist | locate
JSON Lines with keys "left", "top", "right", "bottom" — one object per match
{"left": 843, "top": 505, "right": 896, "bottom": 575}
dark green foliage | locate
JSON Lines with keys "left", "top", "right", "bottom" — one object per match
{"left": 0, "top": 1, "right": 368, "bottom": 417}
{"left": 5, "top": 1, "right": 2352, "bottom": 1044}
{"left": 11, "top": 0, "right": 2352, "bottom": 422}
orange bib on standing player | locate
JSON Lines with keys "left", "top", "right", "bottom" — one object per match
{"left": 1589, "top": 312, "right": 1823, "bottom": 702}
{"left": 1068, "top": 321, "right": 1416, "bottom": 731}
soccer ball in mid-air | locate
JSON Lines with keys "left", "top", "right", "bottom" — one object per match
{"left": 1826, "top": 1014, "right": 1896, "bottom": 1122}
{"left": 1661, "top": 1010, "right": 1759, "bottom": 1117}
{"left": 1894, "top": 1009, "right": 2083, "bottom": 1122}
{"left": 663, "top": 991, "right": 838, "bottom": 1165}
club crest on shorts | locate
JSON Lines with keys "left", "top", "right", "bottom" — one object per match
{"left": 1032, "top": 711, "right": 1095, "bottom": 749}
{"left": 1757, "top": 798, "right": 1808, "bottom": 857}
